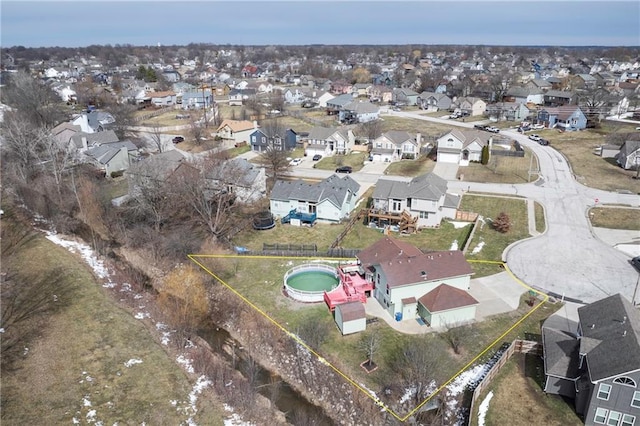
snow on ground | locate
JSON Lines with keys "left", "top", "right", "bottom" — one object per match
{"left": 45, "top": 232, "right": 109, "bottom": 279}
{"left": 124, "top": 358, "right": 143, "bottom": 368}
{"left": 471, "top": 240, "right": 485, "bottom": 255}
{"left": 183, "top": 375, "right": 213, "bottom": 425}
{"left": 447, "top": 364, "right": 486, "bottom": 397}
{"left": 223, "top": 404, "right": 256, "bottom": 426}
{"left": 450, "top": 239, "right": 459, "bottom": 250}
{"left": 477, "top": 391, "right": 494, "bottom": 426}
{"left": 176, "top": 355, "right": 195, "bottom": 374}
{"left": 449, "top": 221, "right": 472, "bottom": 229}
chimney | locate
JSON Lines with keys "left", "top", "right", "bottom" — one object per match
{"left": 416, "top": 132, "right": 422, "bottom": 146}
{"left": 253, "top": 120, "right": 258, "bottom": 129}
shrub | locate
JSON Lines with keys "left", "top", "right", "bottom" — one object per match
{"left": 493, "top": 211, "right": 511, "bottom": 233}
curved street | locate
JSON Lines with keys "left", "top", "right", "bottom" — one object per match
{"left": 388, "top": 111, "right": 640, "bottom": 303}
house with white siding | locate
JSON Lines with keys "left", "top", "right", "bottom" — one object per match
{"left": 216, "top": 119, "right": 259, "bottom": 145}
{"left": 370, "top": 131, "right": 422, "bottom": 163}
{"left": 305, "top": 126, "right": 355, "bottom": 157}
{"left": 436, "top": 129, "right": 492, "bottom": 166}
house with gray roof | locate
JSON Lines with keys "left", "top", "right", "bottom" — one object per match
{"left": 269, "top": 174, "right": 360, "bottom": 223}
{"left": 70, "top": 130, "right": 120, "bottom": 152}
{"left": 341, "top": 100, "right": 379, "bottom": 123}
{"left": 485, "top": 102, "right": 530, "bottom": 122}
{"left": 370, "top": 131, "right": 422, "bottom": 163}
{"left": 305, "top": 126, "right": 355, "bottom": 157}
{"left": 417, "top": 91, "right": 452, "bottom": 111}
{"left": 542, "top": 294, "right": 640, "bottom": 425}
{"left": 505, "top": 86, "right": 544, "bottom": 105}
{"left": 84, "top": 140, "right": 139, "bottom": 177}
{"left": 615, "top": 140, "right": 640, "bottom": 170}
{"left": 436, "top": 129, "right": 493, "bottom": 165}
{"left": 326, "top": 93, "right": 356, "bottom": 111}
{"left": 392, "top": 88, "right": 420, "bottom": 106}
{"left": 371, "top": 173, "right": 460, "bottom": 228}
{"left": 203, "top": 157, "right": 266, "bottom": 203}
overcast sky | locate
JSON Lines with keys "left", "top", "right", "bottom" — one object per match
{"left": 1, "top": 1, "right": 639, "bottom": 48}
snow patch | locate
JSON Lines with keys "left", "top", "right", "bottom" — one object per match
{"left": 450, "top": 239, "right": 459, "bottom": 251}
{"left": 45, "top": 232, "right": 108, "bottom": 279}
{"left": 176, "top": 355, "right": 194, "bottom": 374}
{"left": 223, "top": 404, "right": 256, "bottom": 426}
{"left": 478, "top": 391, "right": 494, "bottom": 426}
{"left": 449, "top": 221, "right": 471, "bottom": 229}
{"left": 124, "top": 358, "right": 143, "bottom": 368}
{"left": 471, "top": 241, "right": 485, "bottom": 255}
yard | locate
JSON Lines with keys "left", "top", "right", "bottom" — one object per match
{"left": 458, "top": 148, "right": 540, "bottom": 184}
{"left": 383, "top": 155, "right": 437, "bottom": 177}
{"left": 470, "top": 353, "right": 582, "bottom": 426}
{"left": 312, "top": 151, "right": 367, "bottom": 172}
{"left": 588, "top": 206, "right": 640, "bottom": 230}
{"left": 535, "top": 123, "right": 640, "bottom": 192}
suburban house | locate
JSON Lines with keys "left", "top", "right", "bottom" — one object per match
{"left": 148, "top": 91, "right": 177, "bottom": 107}
{"left": 216, "top": 119, "right": 259, "bottom": 145}
{"left": 203, "top": 157, "right": 267, "bottom": 203}
{"left": 228, "top": 88, "right": 256, "bottom": 106}
{"left": 368, "top": 85, "right": 393, "bottom": 104}
{"left": 370, "top": 173, "right": 460, "bottom": 228}
{"left": 249, "top": 127, "right": 298, "bottom": 153}
{"left": 543, "top": 90, "right": 575, "bottom": 107}
{"left": 340, "top": 100, "right": 380, "bottom": 124}
{"left": 269, "top": 174, "right": 360, "bottom": 223}
{"left": 304, "top": 126, "right": 355, "bottom": 157}
{"left": 125, "top": 150, "right": 187, "bottom": 196}
{"left": 436, "top": 129, "right": 492, "bottom": 165}
{"left": 542, "top": 293, "right": 640, "bottom": 425}
{"left": 537, "top": 106, "right": 587, "bottom": 131}
{"left": 357, "top": 237, "right": 476, "bottom": 323}
{"left": 417, "top": 91, "right": 452, "bottom": 111}
{"left": 69, "top": 130, "right": 120, "bottom": 152}
{"left": 616, "top": 140, "right": 640, "bottom": 170}
{"left": 317, "top": 91, "right": 336, "bottom": 108}
{"left": 326, "top": 93, "right": 356, "bottom": 112}
{"left": 370, "top": 131, "right": 422, "bottom": 163}
{"left": 84, "top": 140, "right": 139, "bottom": 177}
{"left": 181, "top": 90, "right": 213, "bottom": 109}
{"left": 485, "top": 102, "right": 530, "bottom": 122}
{"left": 504, "top": 86, "right": 545, "bottom": 105}
{"left": 452, "top": 96, "right": 487, "bottom": 116}
{"left": 52, "top": 122, "right": 82, "bottom": 149}
{"left": 392, "top": 88, "right": 419, "bottom": 106}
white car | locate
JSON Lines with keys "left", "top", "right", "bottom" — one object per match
{"left": 289, "top": 158, "right": 302, "bottom": 166}
{"left": 485, "top": 126, "right": 500, "bottom": 133}
{"left": 529, "top": 134, "right": 542, "bottom": 142}
{"left": 531, "top": 123, "right": 545, "bottom": 130}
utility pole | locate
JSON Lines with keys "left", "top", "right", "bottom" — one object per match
{"left": 201, "top": 85, "right": 208, "bottom": 128}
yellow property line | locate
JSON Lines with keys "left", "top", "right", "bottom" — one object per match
{"left": 189, "top": 254, "right": 548, "bottom": 422}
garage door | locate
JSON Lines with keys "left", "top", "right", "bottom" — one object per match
{"left": 437, "top": 153, "right": 460, "bottom": 164}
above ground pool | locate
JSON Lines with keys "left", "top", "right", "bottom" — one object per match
{"left": 284, "top": 264, "right": 339, "bottom": 303}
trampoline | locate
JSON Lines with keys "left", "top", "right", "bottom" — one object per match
{"left": 253, "top": 211, "right": 276, "bottom": 230}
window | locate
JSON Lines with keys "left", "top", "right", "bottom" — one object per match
{"left": 614, "top": 377, "right": 637, "bottom": 387}
{"left": 598, "top": 383, "right": 612, "bottom": 400}
{"left": 594, "top": 408, "right": 608, "bottom": 424}
{"left": 632, "top": 391, "right": 640, "bottom": 408}
{"left": 251, "top": 136, "right": 256, "bottom": 142}
{"left": 608, "top": 411, "right": 622, "bottom": 426}
{"left": 622, "top": 414, "right": 636, "bottom": 426}
{"left": 419, "top": 211, "right": 429, "bottom": 219}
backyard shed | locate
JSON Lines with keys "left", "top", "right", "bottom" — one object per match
{"left": 335, "top": 302, "right": 366, "bottom": 335}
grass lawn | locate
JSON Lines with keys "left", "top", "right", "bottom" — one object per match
{"left": 588, "top": 206, "right": 640, "bottom": 230}
{"left": 383, "top": 155, "right": 437, "bottom": 177}
{"left": 1, "top": 222, "right": 223, "bottom": 425}
{"left": 312, "top": 152, "right": 367, "bottom": 172}
{"left": 136, "top": 109, "right": 200, "bottom": 128}
{"left": 471, "top": 353, "right": 581, "bottom": 426}
{"left": 379, "top": 115, "right": 452, "bottom": 139}
{"left": 458, "top": 149, "right": 540, "bottom": 184}
{"left": 534, "top": 202, "right": 546, "bottom": 234}
{"left": 539, "top": 123, "right": 640, "bottom": 192}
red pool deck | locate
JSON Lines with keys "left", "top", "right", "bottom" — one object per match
{"left": 324, "top": 264, "right": 374, "bottom": 311}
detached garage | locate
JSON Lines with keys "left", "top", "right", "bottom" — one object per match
{"left": 335, "top": 302, "right": 366, "bottom": 335}
{"left": 417, "top": 284, "right": 479, "bottom": 328}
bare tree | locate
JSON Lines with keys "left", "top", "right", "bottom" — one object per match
{"left": 358, "top": 329, "right": 382, "bottom": 367}
{"left": 0, "top": 112, "right": 46, "bottom": 183}
{"left": 148, "top": 122, "right": 169, "bottom": 153}
{"left": 357, "top": 119, "right": 383, "bottom": 143}
{"left": 440, "top": 320, "right": 469, "bottom": 355}
{"left": 103, "top": 101, "right": 138, "bottom": 140}
{"left": 188, "top": 114, "right": 205, "bottom": 145}
{"left": 577, "top": 87, "right": 610, "bottom": 126}
{"left": 388, "top": 336, "right": 443, "bottom": 404}
{"left": 0, "top": 70, "right": 65, "bottom": 127}
{"left": 255, "top": 147, "right": 291, "bottom": 191}
{"left": 493, "top": 211, "right": 511, "bottom": 233}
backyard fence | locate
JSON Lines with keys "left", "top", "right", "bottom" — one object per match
{"left": 490, "top": 149, "right": 525, "bottom": 157}
{"left": 330, "top": 208, "right": 369, "bottom": 249}
{"left": 455, "top": 210, "right": 479, "bottom": 222}
{"left": 467, "top": 339, "right": 543, "bottom": 425}
{"left": 263, "top": 243, "right": 317, "bottom": 253}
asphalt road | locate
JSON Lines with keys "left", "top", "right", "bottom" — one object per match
{"left": 292, "top": 110, "right": 640, "bottom": 304}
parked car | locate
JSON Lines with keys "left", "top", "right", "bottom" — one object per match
{"left": 312, "top": 154, "right": 322, "bottom": 161}
{"left": 474, "top": 124, "right": 487, "bottom": 130}
{"left": 289, "top": 158, "right": 302, "bottom": 166}
{"left": 172, "top": 136, "right": 185, "bottom": 144}
{"left": 631, "top": 256, "right": 640, "bottom": 272}
{"left": 538, "top": 138, "right": 550, "bottom": 146}
{"left": 485, "top": 126, "right": 500, "bottom": 133}
{"left": 531, "top": 123, "right": 545, "bottom": 130}
{"left": 335, "top": 166, "right": 353, "bottom": 173}
{"left": 529, "top": 134, "right": 542, "bottom": 142}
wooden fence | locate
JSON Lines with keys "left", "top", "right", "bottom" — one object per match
{"left": 467, "top": 339, "right": 543, "bottom": 425}
{"left": 330, "top": 208, "right": 368, "bottom": 249}
{"left": 456, "top": 210, "right": 479, "bottom": 222}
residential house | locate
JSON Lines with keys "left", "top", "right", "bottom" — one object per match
{"left": 452, "top": 97, "right": 487, "bottom": 116}
{"left": 356, "top": 237, "right": 475, "bottom": 322}
{"left": 341, "top": 100, "right": 380, "bottom": 124}
{"left": 249, "top": 128, "right": 298, "bottom": 153}
{"left": 417, "top": 91, "right": 452, "bottom": 111}
{"left": 370, "top": 131, "right": 422, "bottom": 163}
{"left": 269, "top": 174, "right": 360, "bottom": 223}
{"left": 84, "top": 140, "right": 139, "bottom": 177}
{"left": 317, "top": 92, "right": 336, "bottom": 108}
{"left": 326, "top": 93, "right": 356, "bottom": 112}
{"left": 436, "top": 129, "right": 491, "bottom": 165}
{"left": 352, "top": 83, "right": 372, "bottom": 98}
{"left": 204, "top": 157, "right": 267, "bottom": 203}
{"left": 542, "top": 293, "right": 640, "bottom": 425}
{"left": 369, "top": 85, "right": 393, "bottom": 104}
{"left": 526, "top": 78, "right": 553, "bottom": 92}
{"left": 572, "top": 74, "right": 598, "bottom": 89}
{"left": 86, "top": 110, "right": 116, "bottom": 133}
{"left": 504, "top": 86, "right": 545, "bottom": 105}
{"left": 70, "top": 130, "right": 120, "bottom": 152}
{"left": 615, "top": 140, "right": 640, "bottom": 170}
{"left": 52, "top": 122, "right": 82, "bottom": 150}
{"left": 392, "top": 88, "right": 420, "bottom": 106}
{"left": 537, "top": 106, "right": 587, "bottom": 131}
{"left": 216, "top": 119, "right": 259, "bottom": 145}
{"left": 330, "top": 80, "right": 353, "bottom": 95}
{"left": 485, "top": 102, "right": 530, "bottom": 122}
{"left": 543, "top": 90, "right": 575, "bottom": 107}
{"left": 181, "top": 90, "right": 213, "bottom": 109}
{"left": 149, "top": 91, "right": 177, "bottom": 107}
{"left": 126, "top": 150, "right": 187, "bottom": 196}
{"left": 214, "top": 82, "right": 231, "bottom": 97}
{"left": 228, "top": 88, "right": 256, "bottom": 106}
{"left": 371, "top": 173, "right": 460, "bottom": 228}
{"left": 305, "top": 126, "right": 355, "bottom": 157}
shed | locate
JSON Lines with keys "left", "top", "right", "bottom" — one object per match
{"left": 417, "top": 283, "right": 479, "bottom": 328}
{"left": 335, "top": 302, "right": 366, "bottom": 335}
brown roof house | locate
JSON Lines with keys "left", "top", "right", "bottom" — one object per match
{"left": 356, "top": 237, "right": 475, "bottom": 326}
{"left": 335, "top": 302, "right": 366, "bottom": 335}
